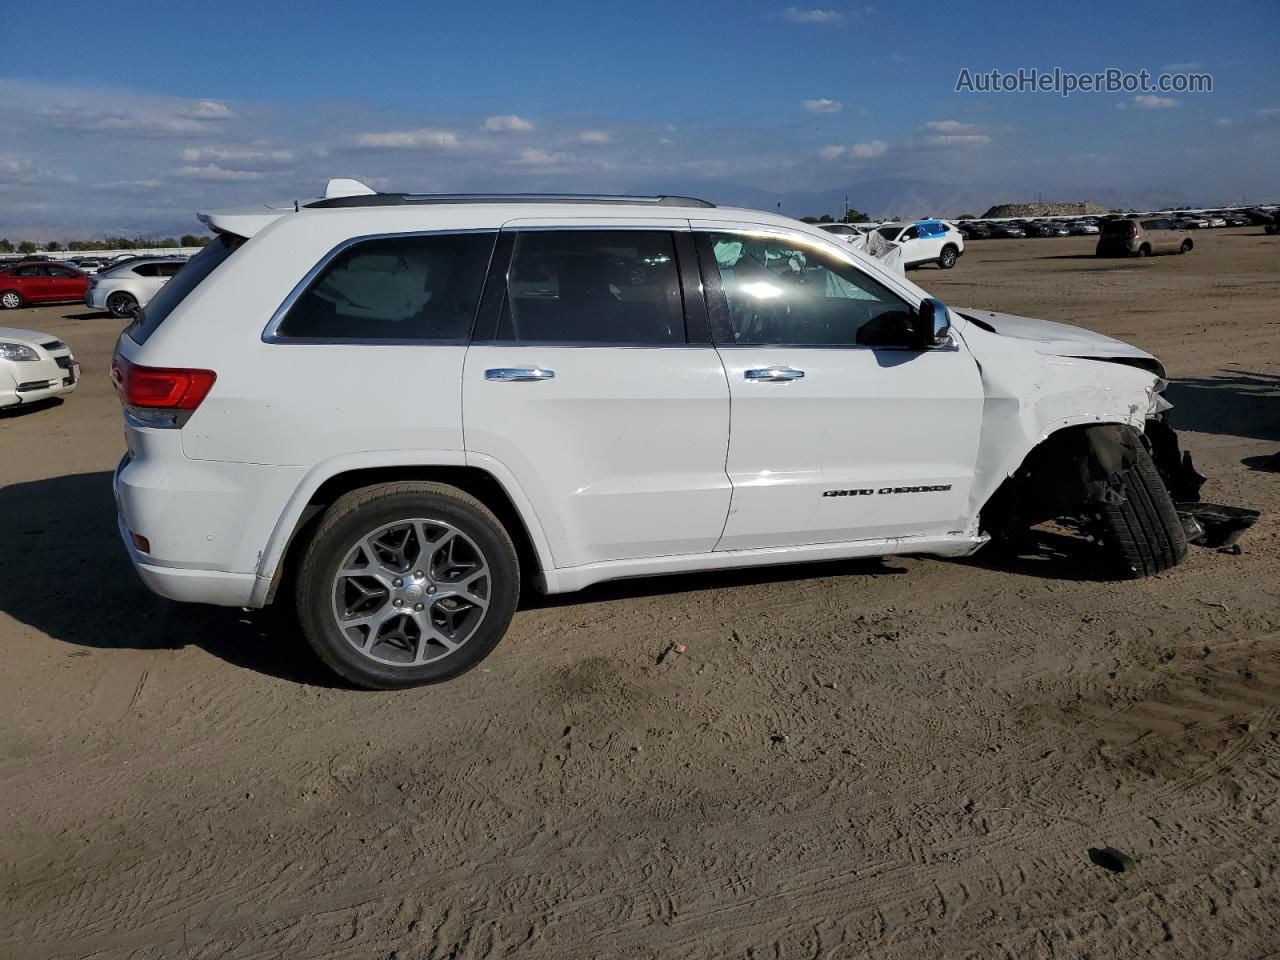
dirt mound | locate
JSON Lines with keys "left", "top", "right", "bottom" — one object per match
{"left": 983, "top": 201, "right": 1109, "bottom": 218}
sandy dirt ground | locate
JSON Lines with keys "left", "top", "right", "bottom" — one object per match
{"left": 1, "top": 229, "right": 1277, "bottom": 959}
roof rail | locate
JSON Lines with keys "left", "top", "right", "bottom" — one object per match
{"left": 304, "top": 192, "right": 716, "bottom": 210}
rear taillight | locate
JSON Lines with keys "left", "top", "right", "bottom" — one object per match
{"left": 112, "top": 355, "right": 216, "bottom": 412}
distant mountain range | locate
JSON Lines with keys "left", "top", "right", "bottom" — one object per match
{"left": 627, "top": 176, "right": 1253, "bottom": 220}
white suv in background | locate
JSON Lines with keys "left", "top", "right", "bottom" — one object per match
{"left": 874, "top": 220, "right": 965, "bottom": 269}
{"left": 87, "top": 257, "right": 187, "bottom": 317}
{"left": 112, "top": 180, "right": 1196, "bottom": 688}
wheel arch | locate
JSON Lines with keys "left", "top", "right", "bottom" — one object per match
{"left": 257, "top": 459, "right": 553, "bottom": 607}
{"left": 977, "top": 420, "right": 1152, "bottom": 537}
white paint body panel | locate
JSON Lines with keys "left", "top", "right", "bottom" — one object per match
{"left": 462, "top": 345, "right": 732, "bottom": 566}
{"left": 714, "top": 342, "right": 984, "bottom": 550}
{"left": 109, "top": 196, "right": 1167, "bottom": 606}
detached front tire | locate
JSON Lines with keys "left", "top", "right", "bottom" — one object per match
{"left": 1098, "top": 445, "right": 1188, "bottom": 578}
{"left": 295, "top": 482, "right": 520, "bottom": 689}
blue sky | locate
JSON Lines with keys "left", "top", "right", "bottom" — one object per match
{"left": 1, "top": 0, "right": 1277, "bottom": 236}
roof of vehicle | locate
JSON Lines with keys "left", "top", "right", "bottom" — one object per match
{"left": 196, "top": 178, "right": 869, "bottom": 246}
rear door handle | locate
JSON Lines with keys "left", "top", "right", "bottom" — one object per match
{"left": 744, "top": 366, "right": 805, "bottom": 382}
{"left": 484, "top": 367, "right": 555, "bottom": 382}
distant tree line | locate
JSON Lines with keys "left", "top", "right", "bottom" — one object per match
{"left": 0, "top": 235, "right": 211, "bottom": 254}
{"left": 799, "top": 209, "right": 871, "bottom": 225}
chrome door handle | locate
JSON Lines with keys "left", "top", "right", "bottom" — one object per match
{"left": 744, "top": 366, "right": 805, "bottom": 382}
{"left": 484, "top": 367, "right": 555, "bottom": 382}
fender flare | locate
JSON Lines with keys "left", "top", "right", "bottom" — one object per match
{"left": 248, "top": 450, "right": 558, "bottom": 607}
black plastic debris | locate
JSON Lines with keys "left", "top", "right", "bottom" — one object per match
{"left": 1176, "top": 503, "right": 1261, "bottom": 549}
{"left": 1087, "top": 847, "right": 1135, "bottom": 874}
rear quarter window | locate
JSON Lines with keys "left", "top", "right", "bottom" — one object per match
{"left": 126, "top": 235, "right": 240, "bottom": 345}
{"left": 273, "top": 232, "right": 496, "bottom": 342}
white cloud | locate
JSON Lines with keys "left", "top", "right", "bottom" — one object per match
{"left": 352, "top": 129, "right": 463, "bottom": 149}
{"left": 781, "top": 6, "right": 845, "bottom": 23}
{"left": 924, "top": 120, "right": 973, "bottom": 133}
{"left": 173, "top": 163, "right": 266, "bottom": 182}
{"left": 1259, "top": 107, "right": 1280, "bottom": 119}
{"left": 820, "top": 139, "right": 888, "bottom": 160}
{"left": 1216, "top": 117, "right": 1234, "bottom": 127}
{"left": 0, "top": 156, "right": 76, "bottom": 187}
{"left": 923, "top": 133, "right": 990, "bottom": 145}
{"left": 484, "top": 114, "right": 534, "bottom": 132}
{"left": 179, "top": 146, "right": 293, "bottom": 168}
{"left": 577, "top": 130, "right": 611, "bottom": 144}
{"left": 37, "top": 97, "right": 234, "bottom": 137}
{"left": 181, "top": 100, "right": 234, "bottom": 120}
{"left": 513, "top": 148, "right": 571, "bottom": 168}
{"left": 803, "top": 98, "right": 842, "bottom": 113}
{"left": 1132, "top": 94, "right": 1180, "bottom": 109}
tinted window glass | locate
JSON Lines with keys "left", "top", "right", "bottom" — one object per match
{"left": 705, "top": 232, "right": 914, "bottom": 347}
{"left": 278, "top": 232, "right": 496, "bottom": 341}
{"left": 876, "top": 226, "right": 900, "bottom": 241}
{"left": 158, "top": 262, "right": 185, "bottom": 277}
{"left": 1141, "top": 220, "right": 1160, "bottom": 230}
{"left": 47, "top": 266, "right": 75, "bottom": 277}
{"left": 132, "top": 263, "right": 161, "bottom": 277}
{"left": 15, "top": 265, "right": 43, "bottom": 276}
{"left": 496, "top": 230, "right": 683, "bottom": 344}
{"left": 127, "top": 234, "right": 240, "bottom": 345}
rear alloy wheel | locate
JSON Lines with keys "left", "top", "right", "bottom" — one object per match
{"left": 0, "top": 290, "right": 22, "bottom": 309}
{"left": 939, "top": 245, "right": 959, "bottom": 269}
{"left": 1180, "top": 240, "right": 1193, "bottom": 254}
{"left": 106, "top": 292, "right": 138, "bottom": 318}
{"left": 296, "top": 482, "right": 519, "bottom": 688}
{"left": 1097, "top": 444, "right": 1188, "bottom": 578}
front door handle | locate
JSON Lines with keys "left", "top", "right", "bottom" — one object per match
{"left": 484, "top": 367, "right": 555, "bottom": 382}
{"left": 744, "top": 366, "right": 805, "bottom": 382}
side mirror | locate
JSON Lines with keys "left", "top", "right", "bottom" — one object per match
{"left": 913, "top": 297, "right": 951, "bottom": 349}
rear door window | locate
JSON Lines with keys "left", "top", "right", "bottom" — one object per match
{"left": 493, "top": 230, "right": 684, "bottom": 344}
{"left": 275, "top": 232, "right": 496, "bottom": 342}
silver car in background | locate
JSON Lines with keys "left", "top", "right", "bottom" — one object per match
{"left": 85, "top": 257, "right": 188, "bottom": 317}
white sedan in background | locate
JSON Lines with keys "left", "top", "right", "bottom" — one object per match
{"left": 0, "top": 327, "right": 79, "bottom": 410}
{"left": 86, "top": 258, "right": 187, "bottom": 317}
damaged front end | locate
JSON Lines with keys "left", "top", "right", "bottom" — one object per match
{"left": 981, "top": 389, "right": 1258, "bottom": 554}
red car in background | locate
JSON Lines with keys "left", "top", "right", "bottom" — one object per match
{"left": 0, "top": 262, "right": 90, "bottom": 310}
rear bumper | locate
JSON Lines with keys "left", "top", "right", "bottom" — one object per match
{"left": 117, "top": 513, "right": 257, "bottom": 605}
{"left": 112, "top": 445, "right": 304, "bottom": 608}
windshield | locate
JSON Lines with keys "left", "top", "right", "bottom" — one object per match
{"left": 876, "top": 226, "right": 900, "bottom": 240}
{"left": 126, "top": 235, "right": 241, "bottom": 344}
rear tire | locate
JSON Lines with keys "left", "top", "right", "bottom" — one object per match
{"left": 1180, "top": 239, "right": 1193, "bottom": 254}
{"left": 295, "top": 482, "right": 519, "bottom": 689}
{"left": 1136, "top": 244, "right": 1150, "bottom": 258}
{"left": 0, "top": 290, "right": 22, "bottom": 310}
{"left": 1098, "top": 445, "right": 1188, "bottom": 578}
{"left": 938, "top": 245, "right": 959, "bottom": 269}
{"left": 106, "top": 291, "right": 138, "bottom": 318}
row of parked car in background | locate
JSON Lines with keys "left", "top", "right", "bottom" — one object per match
{"left": 0, "top": 254, "right": 189, "bottom": 316}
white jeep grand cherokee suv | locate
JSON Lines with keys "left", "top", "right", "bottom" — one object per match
{"left": 112, "top": 180, "right": 1194, "bottom": 688}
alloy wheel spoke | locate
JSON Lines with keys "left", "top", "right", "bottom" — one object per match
{"left": 332, "top": 517, "right": 491, "bottom": 667}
